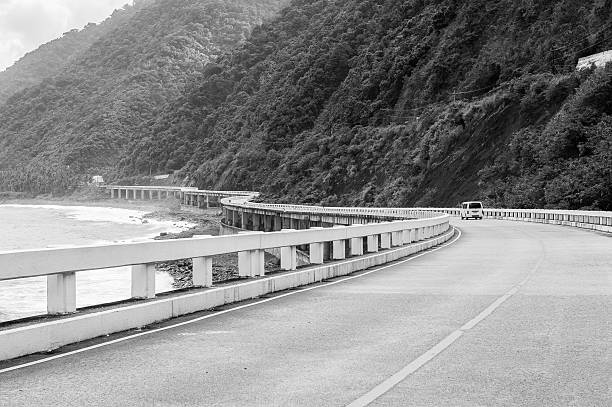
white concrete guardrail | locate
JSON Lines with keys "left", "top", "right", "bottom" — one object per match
{"left": 406, "top": 208, "right": 612, "bottom": 233}
{"left": 0, "top": 196, "right": 452, "bottom": 361}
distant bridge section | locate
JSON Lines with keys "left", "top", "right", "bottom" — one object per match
{"left": 106, "top": 185, "right": 259, "bottom": 208}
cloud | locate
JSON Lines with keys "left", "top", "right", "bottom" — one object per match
{"left": 0, "top": 0, "right": 130, "bottom": 71}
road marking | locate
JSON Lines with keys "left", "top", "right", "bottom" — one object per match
{"left": 347, "top": 247, "right": 545, "bottom": 407}
{"left": 0, "top": 229, "right": 462, "bottom": 374}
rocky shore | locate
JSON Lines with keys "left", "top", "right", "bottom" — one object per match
{"left": 147, "top": 207, "right": 280, "bottom": 288}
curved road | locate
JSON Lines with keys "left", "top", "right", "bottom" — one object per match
{"left": 1, "top": 220, "right": 611, "bottom": 406}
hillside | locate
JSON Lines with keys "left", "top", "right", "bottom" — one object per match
{"left": 120, "top": 0, "right": 612, "bottom": 210}
{"left": 0, "top": 3, "right": 143, "bottom": 105}
{"left": 1, "top": 0, "right": 611, "bottom": 210}
{"left": 0, "top": 0, "right": 288, "bottom": 194}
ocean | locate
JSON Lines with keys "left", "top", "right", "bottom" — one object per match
{"left": 0, "top": 204, "right": 192, "bottom": 323}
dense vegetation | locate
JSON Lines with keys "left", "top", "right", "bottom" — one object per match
{"left": 0, "top": 0, "right": 288, "bottom": 194}
{"left": 1, "top": 0, "right": 611, "bottom": 210}
{"left": 120, "top": 0, "right": 612, "bottom": 209}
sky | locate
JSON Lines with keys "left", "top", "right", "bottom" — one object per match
{"left": 0, "top": 0, "right": 130, "bottom": 71}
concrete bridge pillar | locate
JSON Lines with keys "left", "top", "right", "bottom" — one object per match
{"left": 252, "top": 214, "right": 261, "bottom": 231}
{"left": 241, "top": 212, "right": 248, "bottom": 229}
{"left": 206, "top": 195, "right": 210, "bottom": 209}
{"left": 274, "top": 215, "right": 282, "bottom": 231}
{"left": 291, "top": 218, "right": 300, "bottom": 230}
{"left": 264, "top": 215, "right": 272, "bottom": 232}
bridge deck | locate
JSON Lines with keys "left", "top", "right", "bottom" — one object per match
{"left": 1, "top": 220, "right": 610, "bottom": 406}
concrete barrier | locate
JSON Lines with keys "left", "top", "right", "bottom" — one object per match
{"left": 0, "top": 227, "right": 455, "bottom": 361}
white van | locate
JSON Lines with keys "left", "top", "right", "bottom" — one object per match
{"left": 460, "top": 201, "right": 484, "bottom": 220}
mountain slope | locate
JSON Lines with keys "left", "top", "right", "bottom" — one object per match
{"left": 120, "top": 0, "right": 612, "bottom": 210}
{"left": 0, "top": 3, "right": 143, "bottom": 105}
{"left": 0, "top": 0, "right": 288, "bottom": 193}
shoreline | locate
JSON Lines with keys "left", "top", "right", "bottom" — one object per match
{"left": 0, "top": 195, "right": 275, "bottom": 291}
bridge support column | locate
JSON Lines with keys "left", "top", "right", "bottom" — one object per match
{"left": 281, "top": 244, "right": 297, "bottom": 271}
{"left": 350, "top": 237, "right": 363, "bottom": 256}
{"left": 252, "top": 214, "right": 261, "bottom": 231}
{"left": 367, "top": 235, "right": 378, "bottom": 253}
{"left": 206, "top": 195, "right": 210, "bottom": 208}
{"left": 274, "top": 216, "right": 282, "bottom": 231}
{"left": 291, "top": 218, "right": 300, "bottom": 230}
{"left": 157, "top": 190, "right": 162, "bottom": 200}
{"left": 241, "top": 212, "right": 248, "bottom": 229}
{"left": 264, "top": 215, "right": 272, "bottom": 232}
{"left": 380, "top": 232, "right": 391, "bottom": 249}
{"left": 47, "top": 272, "right": 76, "bottom": 315}
{"left": 131, "top": 264, "right": 156, "bottom": 299}
{"left": 192, "top": 257, "right": 213, "bottom": 287}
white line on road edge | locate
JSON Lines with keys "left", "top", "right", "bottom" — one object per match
{"left": 0, "top": 228, "right": 462, "bottom": 375}
{"left": 346, "top": 244, "right": 545, "bottom": 407}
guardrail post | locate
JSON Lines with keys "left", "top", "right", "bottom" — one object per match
{"left": 131, "top": 264, "right": 156, "bottom": 299}
{"left": 238, "top": 251, "right": 252, "bottom": 276}
{"left": 402, "top": 229, "right": 411, "bottom": 244}
{"left": 391, "top": 231, "right": 402, "bottom": 247}
{"left": 366, "top": 235, "right": 378, "bottom": 253}
{"left": 380, "top": 232, "right": 391, "bottom": 249}
{"left": 308, "top": 227, "right": 325, "bottom": 264}
{"left": 251, "top": 249, "right": 265, "bottom": 276}
{"left": 192, "top": 257, "right": 213, "bottom": 287}
{"left": 309, "top": 242, "right": 324, "bottom": 264}
{"left": 350, "top": 237, "right": 363, "bottom": 256}
{"left": 281, "top": 246, "right": 297, "bottom": 270}
{"left": 47, "top": 272, "right": 76, "bottom": 314}
{"left": 332, "top": 240, "right": 346, "bottom": 260}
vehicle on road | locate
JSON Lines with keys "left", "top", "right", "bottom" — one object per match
{"left": 461, "top": 201, "right": 484, "bottom": 220}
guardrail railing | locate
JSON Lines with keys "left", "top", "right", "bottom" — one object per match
{"left": 403, "top": 207, "right": 612, "bottom": 233}
{"left": 0, "top": 212, "right": 450, "bottom": 316}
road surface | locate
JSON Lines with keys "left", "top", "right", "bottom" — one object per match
{"left": 1, "top": 220, "right": 610, "bottom": 406}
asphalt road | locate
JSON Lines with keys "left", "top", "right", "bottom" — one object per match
{"left": 1, "top": 220, "right": 610, "bottom": 406}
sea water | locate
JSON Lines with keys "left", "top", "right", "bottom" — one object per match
{"left": 0, "top": 204, "right": 193, "bottom": 323}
